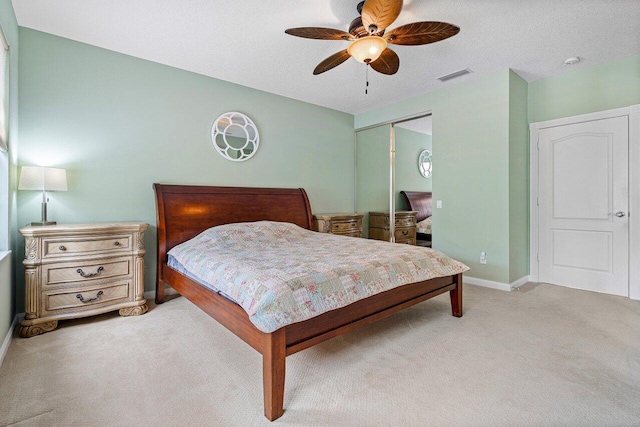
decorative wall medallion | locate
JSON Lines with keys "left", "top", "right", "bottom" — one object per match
{"left": 418, "top": 149, "right": 432, "bottom": 178}
{"left": 211, "top": 112, "right": 260, "bottom": 162}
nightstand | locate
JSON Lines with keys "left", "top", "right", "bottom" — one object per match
{"left": 19, "top": 222, "right": 149, "bottom": 337}
{"left": 368, "top": 211, "right": 417, "bottom": 245}
{"left": 313, "top": 213, "right": 364, "bottom": 238}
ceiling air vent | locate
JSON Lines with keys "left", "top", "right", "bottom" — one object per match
{"left": 437, "top": 68, "right": 473, "bottom": 82}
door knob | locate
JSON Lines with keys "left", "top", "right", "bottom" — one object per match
{"left": 615, "top": 211, "right": 626, "bottom": 217}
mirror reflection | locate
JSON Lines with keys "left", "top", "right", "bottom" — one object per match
{"left": 419, "top": 150, "right": 432, "bottom": 178}
{"left": 355, "top": 125, "right": 391, "bottom": 238}
{"left": 355, "top": 115, "right": 433, "bottom": 246}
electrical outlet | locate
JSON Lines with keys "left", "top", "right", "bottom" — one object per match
{"left": 436, "top": 200, "right": 442, "bottom": 209}
{"left": 480, "top": 252, "right": 487, "bottom": 264}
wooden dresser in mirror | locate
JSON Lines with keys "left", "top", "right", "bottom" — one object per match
{"left": 368, "top": 211, "right": 417, "bottom": 245}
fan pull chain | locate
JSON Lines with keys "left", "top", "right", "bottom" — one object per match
{"left": 365, "top": 64, "right": 370, "bottom": 95}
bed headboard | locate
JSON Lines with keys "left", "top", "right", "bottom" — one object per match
{"left": 400, "top": 191, "right": 432, "bottom": 222}
{"left": 154, "top": 184, "right": 313, "bottom": 267}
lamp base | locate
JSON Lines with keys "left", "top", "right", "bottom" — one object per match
{"left": 29, "top": 221, "right": 57, "bottom": 226}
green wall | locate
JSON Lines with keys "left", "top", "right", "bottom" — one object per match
{"left": 508, "top": 71, "right": 529, "bottom": 283}
{"left": 528, "top": 54, "right": 640, "bottom": 123}
{"left": 17, "top": 28, "right": 355, "bottom": 310}
{"left": 0, "top": 0, "right": 19, "bottom": 344}
{"left": 357, "top": 70, "right": 515, "bottom": 284}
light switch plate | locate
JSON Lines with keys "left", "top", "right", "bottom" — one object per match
{"left": 436, "top": 200, "right": 442, "bottom": 209}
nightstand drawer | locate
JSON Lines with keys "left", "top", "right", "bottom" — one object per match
{"left": 332, "top": 220, "right": 360, "bottom": 233}
{"left": 43, "top": 235, "right": 132, "bottom": 258}
{"left": 395, "top": 217, "right": 416, "bottom": 228}
{"left": 44, "top": 257, "right": 132, "bottom": 286}
{"left": 395, "top": 228, "right": 416, "bottom": 241}
{"left": 370, "top": 216, "right": 417, "bottom": 229}
{"left": 43, "top": 281, "right": 131, "bottom": 313}
{"left": 314, "top": 213, "right": 363, "bottom": 238}
{"left": 369, "top": 211, "right": 417, "bottom": 245}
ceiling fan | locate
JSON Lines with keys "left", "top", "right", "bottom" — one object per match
{"left": 285, "top": 0, "right": 460, "bottom": 76}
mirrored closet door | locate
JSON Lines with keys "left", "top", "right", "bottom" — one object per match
{"left": 355, "top": 114, "right": 433, "bottom": 246}
{"left": 355, "top": 124, "right": 391, "bottom": 239}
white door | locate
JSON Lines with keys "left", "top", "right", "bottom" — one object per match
{"left": 538, "top": 116, "right": 629, "bottom": 296}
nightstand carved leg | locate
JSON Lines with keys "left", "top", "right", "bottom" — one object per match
{"left": 24, "top": 267, "right": 39, "bottom": 321}
{"left": 119, "top": 304, "right": 148, "bottom": 317}
{"left": 19, "top": 320, "right": 58, "bottom": 338}
{"left": 133, "top": 256, "right": 145, "bottom": 302}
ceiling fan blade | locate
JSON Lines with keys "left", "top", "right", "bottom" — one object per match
{"left": 361, "top": 0, "right": 403, "bottom": 34}
{"left": 370, "top": 48, "right": 399, "bottom": 75}
{"left": 313, "top": 50, "right": 352, "bottom": 75}
{"left": 285, "top": 27, "right": 354, "bottom": 41}
{"left": 384, "top": 21, "right": 460, "bottom": 45}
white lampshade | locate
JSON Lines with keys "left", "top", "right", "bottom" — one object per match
{"left": 347, "top": 36, "right": 388, "bottom": 64}
{"left": 18, "top": 166, "right": 68, "bottom": 191}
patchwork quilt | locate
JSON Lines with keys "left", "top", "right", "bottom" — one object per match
{"left": 417, "top": 217, "right": 432, "bottom": 234}
{"left": 168, "top": 221, "right": 468, "bottom": 332}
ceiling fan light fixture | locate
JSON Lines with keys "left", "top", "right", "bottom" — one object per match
{"left": 285, "top": 0, "right": 460, "bottom": 76}
{"left": 348, "top": 36, "right": 387, "bottom": 64}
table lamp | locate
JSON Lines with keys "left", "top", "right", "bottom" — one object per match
{"left": 18, "top": 166, "right": 68, "bottom": 226}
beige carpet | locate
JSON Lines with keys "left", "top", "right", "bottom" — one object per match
{"left": 1, "top": 282, "right": 639, "bottom": 426}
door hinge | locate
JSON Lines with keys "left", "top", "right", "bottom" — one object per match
{"left": 537, "top": 253, "right": 539, "bottom": 262}
{"left": 537, "top": 197, "right": 539, "bottom": 207}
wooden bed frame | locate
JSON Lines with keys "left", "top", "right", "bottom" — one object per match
{"left": 154, "top": 184, "right": 463, "bottom": 421}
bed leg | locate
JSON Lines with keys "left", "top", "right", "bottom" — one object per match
{"left": 156, "top": 280, "right": 165, "bottom": 304}
{"left": 263, "top": 328, "right": 286, "bottom": 421}
{"left": 450, "top": 273, "right": 463, "bottom": 317}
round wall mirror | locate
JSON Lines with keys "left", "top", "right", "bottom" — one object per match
{"left": 418, "top": 150, "right": 432, "bottom": 178}
{"left": 211, "top": 112, "right": 259, "bottom": 162}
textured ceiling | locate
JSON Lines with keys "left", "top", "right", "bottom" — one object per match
{"left": 12, "top": 0, "right": 640, "bottom": 115}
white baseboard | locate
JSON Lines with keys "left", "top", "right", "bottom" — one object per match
{"left": 510, "top": 275, "right": 531, "bottom": 289}
{"left": 464, "top": 275, "right": 531, "bottom": 292}
{"left": 0, "top": 314, "right": 19, "bottom": 368}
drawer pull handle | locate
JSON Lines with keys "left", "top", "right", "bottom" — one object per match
{"left": 402, "top": 230, "right": 409, "bottom": 235}
{"left": 59, "top": 246, "right": 67, "bottom": 251}
{"left": 76, "top": 290, "right": 104, "bottom": 303}
{"left": 114, "top": 241, "right": 121, "bottom": 247}
{"left": 76, "top": 266, "right": 104, "bottom": 278}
